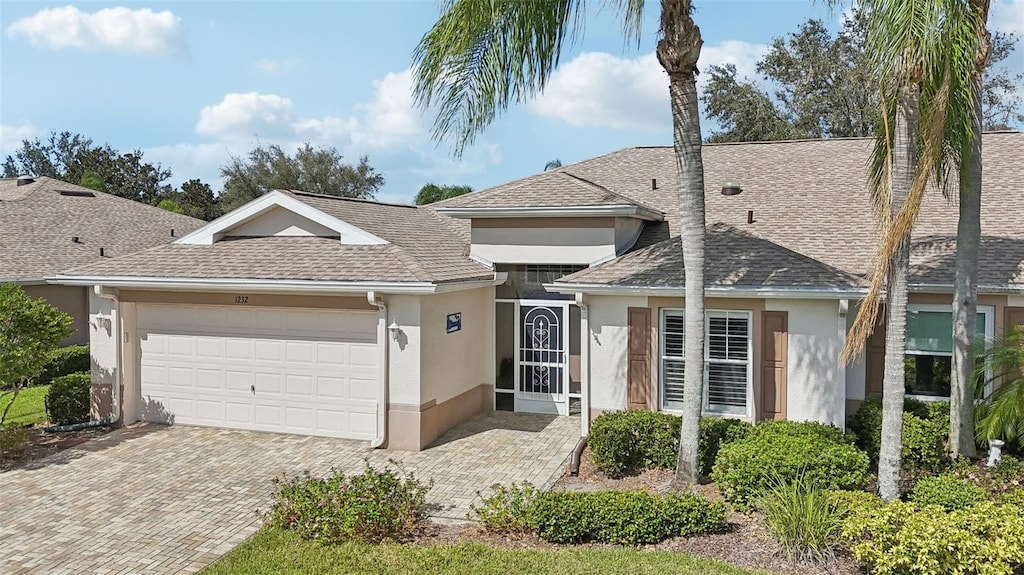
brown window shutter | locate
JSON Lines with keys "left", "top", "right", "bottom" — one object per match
{"left": 760, "top": 311, "right": 788, "bottom": 421}
{"left": 1006, "top": 307, "right": 1024, "bottom": 335}
{"left": 865, "top": 309, "right": 886, "bottom": 397}
{"left": 627, "top": 307, "right": 652, "bottom": 410}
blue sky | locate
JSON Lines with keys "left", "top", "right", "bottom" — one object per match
{"left": 2, "top": 1, "right": 1022, "bottom": 204}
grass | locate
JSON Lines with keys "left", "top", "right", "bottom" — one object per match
{"left": 200, "top": 527, "right": 769, "bottom": 575}
{"left": 0, "top": 385, "right": 50, "bottom": 426}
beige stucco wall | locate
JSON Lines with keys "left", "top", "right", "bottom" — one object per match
{"left": 765, "top": 299, "right": 846, "bottom": 427}
{"left": 384, "top": 294, "right": 422, "bottom": 407}
{"left": 226, "top": 206, "right": 337, "bottom": 237}
{"left": 23, "top": 284, "right": 89, "bottom": 345}
{"left": 587, "top": 294, "right": 649, "bottom": 412}
{"left": 470, "top": 218, "right": 618, "bottom": 265}
{"left": 844, "top": 301, "right": 867, "bottom": 404}
{"left": 419, "top": 287, "right": 492, "bottom": 406}
{"left": 89, "top": 289, "right": 118, "bottom": 420}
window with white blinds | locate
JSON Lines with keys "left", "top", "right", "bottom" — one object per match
{"left": 660, "top": 309, "right": 753, "bottom": 415}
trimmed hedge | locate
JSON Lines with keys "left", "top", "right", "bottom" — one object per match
{"left": 910, "top": 474, "right": 985, "bottom": 511}
{"left": 44, "top": 372, "right": 91, "bottom": 425}
{"left": 712, "top": 421, "right": 870, "bottom": 509}
{"left": 848, "top": 398, "right": 949, "bottom": 473}
{"left": 843, "top": 500, "right": 1024, "bottom": 575}
{"left": 38, "top": 345, "right": 90, "bottom": 385}
{"left": 527, "top": 489, "right": 726, "bottom": 545}
{"left": 588, "top": 411, "right": 751, "bottom": 477}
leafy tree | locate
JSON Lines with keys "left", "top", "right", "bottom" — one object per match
{"left": 156, "top": 199, "right": 184, "bottom": 214}
{"left": 414, "top": 183, "right": 473, "bottom": 205}
{"left": 543, "top": 159, "right": 562, "bottom": 171}
{"left": 2, "top": 130, "right": 173, "bottom": 203}
{"left": 219, "top": 142, "right": 385, "bottom": 212}
{"left": 702, "top": 15, "right": 1020, "bottom": 143}
{"left": 177, "top": 179, "right": 222, "bottom": 221}
{"left": 79, "top": 170, "right": 104, "bottom": 192}
{"left": 0, "top": 284, "right": 73, "bottom": 426}
{"left": 413, "top": 0, "right": 710, "bottom": 484}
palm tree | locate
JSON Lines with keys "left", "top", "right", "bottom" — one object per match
{"left": 839, "top": 0, "right": 981, "bottom": 501}
{"left": 413, "top": 0, "right": 708, "bottom": 483}
{"left": 974, "top": 327, "right": 1024, "bottom": 447}
{"left": 950, "top": 0, "right": 992, "bottom": 460}
{"left": 543, "top": 159, "right": 562, "bottom": 171}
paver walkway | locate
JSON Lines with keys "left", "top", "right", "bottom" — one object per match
{"left": 0, "top": 412, "right": 579, "bottom": 574}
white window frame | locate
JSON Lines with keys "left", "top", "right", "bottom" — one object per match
{"left": 905, "top": 303, "right": 995, "bottom": 401}
{"left": 659, "top": 309, "right": 754, "bottom": 417}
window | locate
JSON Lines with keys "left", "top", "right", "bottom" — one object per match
{"left": 905, "top": 305, "right": 993, "bottom": 398}
{"left": 660, "top": 309, "right": 753, "bottom": 415}
{"left": 524, "top": 264, "right": 586, "bottom": 284}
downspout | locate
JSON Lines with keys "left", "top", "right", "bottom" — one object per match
{"left": 93, "top": 285, "right": 122, "bottom": 425}
{"left": 570, "top": 292, "right": 590, "bottom": 476}
{"left": 367, "top": 291, "right": 388, "bottom": 448}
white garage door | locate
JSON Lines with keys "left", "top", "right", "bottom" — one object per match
{"left": 137, "top": 304, "right": 380, "bottom": 440}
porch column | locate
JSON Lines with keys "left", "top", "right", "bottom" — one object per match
{"left": 576, "top": 293, "right": 590, "bottom": 436}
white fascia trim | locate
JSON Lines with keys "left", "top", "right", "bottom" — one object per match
{"left": 0, "top": 277, "right": 48, "bottom": 285}
{"left": 174, "top": 190, "right": 387, "bottom": 246}
{"left": 544, "top": 282, "right": 868, "bottom": 299}
{"left": 435, "top": 205, "right": 664, "bottom": 221}
{"left": 48, "top": 274, "right": 506, "bottom": 295}
{"left": 909, "top": 283, "right": 1024, "bottom": 295}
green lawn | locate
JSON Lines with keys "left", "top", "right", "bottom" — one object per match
{"left": 0, "top": 385, "right": 49, "bottom": 426}
{"left": 200, "top": 528, "right": 769, "bottom": 575}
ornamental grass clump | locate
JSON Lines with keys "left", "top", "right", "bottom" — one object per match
{"left": 266, "top": 461, "right": 431, "bottom": 544}
{"left": 758, "top": 473, "right": 845, "bottom": 564}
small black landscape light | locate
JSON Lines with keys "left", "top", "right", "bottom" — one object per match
{"left": 721, "top": 181, "right": 742, "bottom": 196}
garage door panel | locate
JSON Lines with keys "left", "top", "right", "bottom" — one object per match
{"left": 138, "top": 304, "right": 380, "bottom": 440}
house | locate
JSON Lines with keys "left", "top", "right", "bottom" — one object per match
{"left": 1, "top": 176, "right": 204, "bottom": 344}
{"left": 53, "top": 132, "right": 1024, "bottom": 450}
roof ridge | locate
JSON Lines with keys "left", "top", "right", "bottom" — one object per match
{"left": 383, "top": 243, "right": 433, "bottom": 281}
{"left": 284, "top": 189, "right": 416, "bottom": 209}
{"left": 558, "top": 172, "right": 665, "bottom": 214}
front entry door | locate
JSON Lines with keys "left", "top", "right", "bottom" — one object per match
{"left": 517, "top": 301, "right": 569, "bottom": 415}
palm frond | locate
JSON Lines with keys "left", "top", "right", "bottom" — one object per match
{"left": 412, "top": 0, "right": 589, "bottom": 156}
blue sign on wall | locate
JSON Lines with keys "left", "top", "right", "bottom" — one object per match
{"left": 446, "top": 312, "right": 462, "bottom": 334}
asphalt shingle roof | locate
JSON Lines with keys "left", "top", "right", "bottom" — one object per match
{"left": 0, "top": 177, "right": 204, "bottom": 281}
{"left": 64, "top": 191, "right": 494, "bottom": 284}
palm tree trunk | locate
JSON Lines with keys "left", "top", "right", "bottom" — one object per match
{"left": 657, "top": 0, "right": 706, "bottom": 485}
{"left": 878, "top": 83, "right": 919, "bottom": 502}
{"left": 950, "top": 2, "right": 990, "bottom": 460}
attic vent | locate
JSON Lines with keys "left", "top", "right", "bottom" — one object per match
{"left": 58, "top": 189, "right": 96, "bottom": 197}
{"left": 16, "top": 177, "right": 35, "bottom": 186}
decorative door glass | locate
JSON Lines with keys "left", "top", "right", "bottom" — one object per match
{"left": 518, "top": 305, "right": 566, "bottom": 400}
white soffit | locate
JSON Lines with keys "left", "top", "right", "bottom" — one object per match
{"left": 174, "top": 190, "right": 387, "bottom": 246}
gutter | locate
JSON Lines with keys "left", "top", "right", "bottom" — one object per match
{"left": 92, "top": 286, "right": 122, "bottom": 425}
{"left": 47, "top": 275, "right": 503, "bottom": 295}
{"left": 435, "top": 205, "right": 665, "bottom": 221}
{"left": 367, "top": 291, "right": 388, "bottom": 448}
{"left": 545, "top": 283, "right": 869, "bottom": 299}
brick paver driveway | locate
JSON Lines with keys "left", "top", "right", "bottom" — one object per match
{"left": 0, "top": 412, "right": 579, "bottom": 575}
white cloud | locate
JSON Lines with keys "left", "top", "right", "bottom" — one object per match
{"left": 529, "top": 52, "right": 668, "bottom": 131}
{"left": 0, "top": 123, "right": 38, "bottom": 155}
{"left": 528, "top": 42, "right": 767, "bottom": 132}
{"left": 255, "top": 57, "right": 301, "bottom": 73}
{"left": 992, "top": 0, "right": 1024, "bottom": 34}
{"left": 195, "top": 93, "right": 296, "bottom": 140}
{"left": 6, "top": 6, "right": 186, "bottom": 55}
{"left": 352, "top": 70, "right": 424, "bottom": 149}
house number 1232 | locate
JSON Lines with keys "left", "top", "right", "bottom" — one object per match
{"left": 234, "top": 296, "right": 249, "bottom": 304}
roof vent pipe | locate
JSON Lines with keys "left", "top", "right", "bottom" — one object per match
{"left": 100, "top": 247, "right": 106, "bottom": 257}
{"left": 170, "top": 228, "right": 175, "bottom": 237}
{"left": 72, "top": 236, "right": 80, "bottom": 243}
{"left": 747, "top": 210, "right": 755, "bottom": 224}
{"left": 651, "top": 178, "right": 657, "bottom": 190}
{"left": 16, "top": 176, "right": 35, "bottom": 186}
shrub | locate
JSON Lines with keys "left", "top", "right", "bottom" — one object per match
{"left": 588, "top": 411, "right": 751, "bottom": 477}
{"left": 827, "top": 489, "right": 884, "bottom": 517}
{"left": 527, "top": 489, "right": 726, "bottom": 545}
{"left": 588, "top": 410, "right": 680, "bottom": 476}
{"left": 699, "top": 417, "right": 752, "bottom": 476}
{"left": 0, "top": 424, "right": 27, "bottom": 456}
{"left": 44, "top": 372, "right": 91, "bottom": 425}
{"left": 38, "top": 345, "right": 90, "bottom": 385}
{"left": 759, "top": 474, "right": 844, "bottom": 563}
{"left": 848, "top": 398, "right": 949, "bottom": 473}
{"left": 842, "top": 500, "right": 1024, "bottom": 575}
{"left": 470, "top": 482, "right": 538, "bottom": 535}
{"left": 712, "top": 421, "right": 870, "bottom": 509}
{"left": 953, "top": 456, "right": 1024, "bottom": 499}
{"left": 910, "top": 474, "right": 985, "bottom": 511}
{"left": 266, "top": 461, "right": 432, "bottom": 543}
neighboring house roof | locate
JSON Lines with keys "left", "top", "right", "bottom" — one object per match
{"left": 537, "top": 131, "right": 1022, "bottom": 291}
{"left": 0, "top": 176, "right": 204, "bottom": 281}
{"left": 61, "top": 190, "right": 494, "bottom": 285}
{"left": 558, "top": 223, "right": 865, "bottom": 291}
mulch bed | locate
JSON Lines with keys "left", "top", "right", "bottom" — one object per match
{"left": 0, "top": 424, "right": 113, "bottom": 472}
{"left": 425, "top": 446, "right": 862, "bottom": 575}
